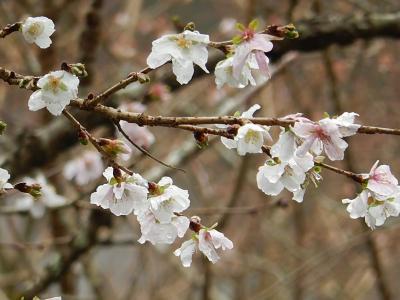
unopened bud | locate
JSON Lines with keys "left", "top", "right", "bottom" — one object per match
{"left": 282, "top": 24, "right": 299, "bottom": 39}
{"left": 61, "top": 62, "right": 88, "bottom": 77}
{"left": 113, "top": 167, "right": 122, "bottom": 181}
{"left": 189, "top": 216, "right": 202, "bottom": 232}
{"left": 183, "top": 22, "right": 195, "bottom": 31}
{"left": 98, "top": 138, "right": 131, "bottom": 158}
{"left": 137, "top": 73, "right": 150, "bottom": 84}
{"left": 14, "top": 182, "right": 42, "bottom": 198}
{"left": 194, "top": 131, "right": 208, "bottom": 148}
{"left": 78, "top": 129, "right": 89, "bottom": 145}
{"left": 0, "top": 121, "right": 6, "bottom": 135}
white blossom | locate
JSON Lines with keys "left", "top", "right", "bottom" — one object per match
{"left": 90, "top": 167, "right": 148, "bottom": 216}
{"left": 218, "top": 104, "right": 271, "bottom": 155}
{"left": 174, "top": 228, "right": 233, "bottom": 267}
{"left": 28, "top": 70, "right": 79, "bottom": 116}
{"left": 173, "top": 239, "right": 197, "bottom": 267}
{"left": 214, "top": 55, "right": 257, "bottom": 89}
{"left": 0, "top": 168, "right": 13, "bottom": 191}
{"left": 63, "top": 151, "right": 104, "bottom": 185}
{"left": 21, "top": 16, "right": 55, "bottom": 48}
{"left": 137, "top": 212, "right": 189, "bottom": 245}
{"left": 148, "top": 177, "right": 190, "bottom": 223}
{"left": 257, "top": 130, "right": 314, "bottom": 202}
{"left": 342, "top": 189, "right": 400, "bottom": 229}
{"left": 147, "top": 30, "right": 210, "bottom": 84}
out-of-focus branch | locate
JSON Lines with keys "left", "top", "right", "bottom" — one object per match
{"left": 0, "top": 22, "right": 21, "bottom": 38}
{"left": 78, "top": 0, "right": 103, "bottom": 86}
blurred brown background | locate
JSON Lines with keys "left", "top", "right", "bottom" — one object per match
{"left": 1, "top": 0, "right": 400, "bottom": 299}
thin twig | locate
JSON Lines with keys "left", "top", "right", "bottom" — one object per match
{"left": 114, "top": 120, "right": 185, "bottom": 173}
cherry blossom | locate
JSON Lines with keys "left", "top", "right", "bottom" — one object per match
{"left": 257, "top": 130, "right": 314, "bottom": 202}
{"left": 342, "top": 189, "right": 400, "bottom": 229}
{"left": 293, "top": 112, "right": 359, "bottom": 161}
{"left": 218, "top": 104, "right": 271, "bottom": 155}
{"left": 0, "top": 168, "right": 13, "bottom": 192}
{"left": 173, "top": 239, "right": 197, "bottom": 267}
{"left": 231, "top": 20, "right": 278, "bottom": 80}
{"left": 147, "top": 30, "right": 210, "bottom": 84}
{"left": 90, "top": 167, "right": 148, "bottom": 216}
{"left": 148, "top": 177, "right": 190, "bottom": 223}
{"left": 174, "top": 228, "right": 233, "bottom": 267}
{"left": 28, "top": 70, "right": 79, "bottom": 116}
{"left": 137, "top": 212, "right": 189, "bottom": 245}
{"left": 21, "top": 16, "right": 55, "bottom": 48}
{"left": 365, "top": 160, "right": 398, "bottom": 199}
{"left": 63, "top": 151, "right": 104, "bottom": 185}
{"left": 214, "top": 55, "right": 257, "bottom": 89}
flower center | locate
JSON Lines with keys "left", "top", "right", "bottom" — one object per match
{"left": 367, "top": 196, "right": 385, "bottom": 207}
{"left": 44, "top": 75, "right": 63, "bottom": 93}
{"left": 176, "top": 35, "right": 192, "bottom": 49}
{"left": 28, "top": 22, "right": 44, "bottom": 37}
{"left": 284, "top": 165, "right": 294, "bottom": 176}
{"left": 244, "top": 130, "right": 259, "bottom": 144}
{"left": 313, "top": 126, "right": 329, "bottom": 141}
{"left": 242, "top": 28, "right": 255, "bottom": 41}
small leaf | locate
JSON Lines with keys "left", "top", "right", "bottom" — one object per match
{"left": 249, "top": 19, "right": 259, "bottom": 30}
{"left": 232, "top": 35, "right": 243, "bottom": 45}
{"left": 235, "top": 22, "right": 246, "bottom": 31}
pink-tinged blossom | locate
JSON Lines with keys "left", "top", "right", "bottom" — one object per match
{"left": 90, "top": 167, "right": 148, "bottom": 216}
{"left": 137, "top": 212, "right": 189, "bottom": 245}
{"left": 147, "top": 30, "right": 210, "bottom": 84}
{"left": 63, "top": 151, "right": 104, "bottom": 185}
{"left": 293, "top": 113, "right": 360, "bottom": 161}
{"left": 148, "top": 83, "right": 171, "bottom": 102}
{"left": 231, "top": 22, "right": 278, "bottom": 80}
{"left": 366, "top": 161, "right": 398, "bottom": 198}
{"left": 174, "top": 228, "right": 233, "bottom": 267}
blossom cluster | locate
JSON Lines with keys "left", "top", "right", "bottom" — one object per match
{"left": 343, "top": 161, "right": 400, "bottom": 229}
{"left": 147, "top": 20, "right": 276, "bottom": 88}
{"left": 1, "top": 14, "right": 398, "bottom": 277}
{"left": 90, "top": 167, "right": 233, "bottom": 266}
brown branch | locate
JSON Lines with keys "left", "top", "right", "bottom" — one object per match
{"left": 85, "top": 66, "right": 153, "bottom": 107}
{"left": 0, "top": 22, "right": 21, "bottom": 38}
{"left": 72, "top": 101, "right": 400, "bottom": 136}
